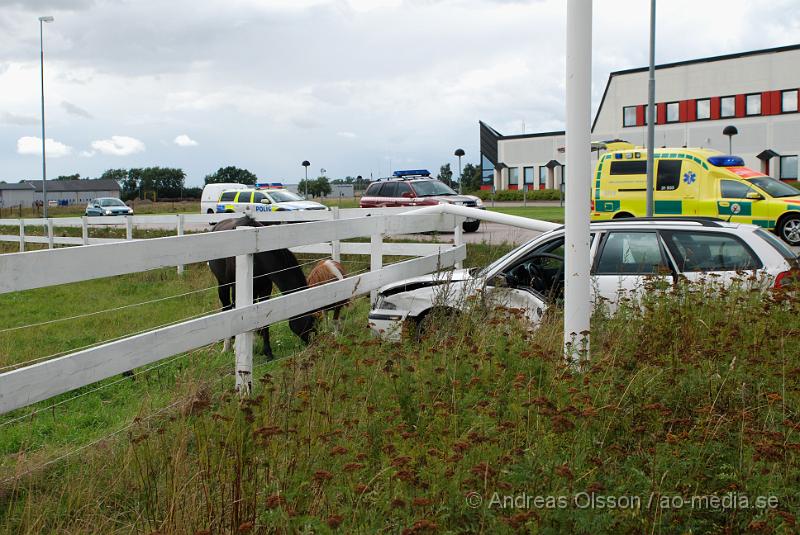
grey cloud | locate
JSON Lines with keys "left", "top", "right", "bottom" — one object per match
{"left": 61, "top": 100, "right": 92, "bottom": 118}
{"left": 0, "top": 0, "right": 95, "bottom": 10}
{"left": 0, "top": 111, "right": 38, "bottom": 125}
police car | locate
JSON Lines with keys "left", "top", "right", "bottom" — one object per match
{"left": 215, "top": 188, "right": 329, "bottom": 213}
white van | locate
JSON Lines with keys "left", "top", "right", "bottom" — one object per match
{"left": 200, "top": 183, "right": 248, "bottom": 214}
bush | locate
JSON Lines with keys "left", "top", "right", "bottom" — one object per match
{"left": 785, "top": 181, "right": 800, "bottom": 191}
{"left": 474, "top": 188, "right": 561, "bottom": 201}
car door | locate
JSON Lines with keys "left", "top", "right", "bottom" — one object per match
{"left": 378, "top": 182, "right": 398, "bottom": 207}
{"left": 591, "top": 230, "right": 675, "bottom": 312}
{"left": 253, "top": 191, "right": 271, "bottom": 213}
{"left": 394, "top": 182, "right": 415, "bottom": 207}
{"left": 659, "top": 229, "right": 764, "bottom": 288}
{"left": 717, "top": 179, "right": 758, "bottom": 224}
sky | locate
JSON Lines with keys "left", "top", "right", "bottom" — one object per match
{"left": 0, "top": 0, "right": 798, "bottom": 187}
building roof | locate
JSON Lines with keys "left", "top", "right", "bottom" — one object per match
{"left": 22, "top": 178, "right": 121, "bottom": 193}
{"left": 591, "top": 43, "right": 800, "bottom": 132}
{"left": 0, "top": 182, "right": 35, "bottom": 191}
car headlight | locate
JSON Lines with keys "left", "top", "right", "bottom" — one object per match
{"left": 104, "top": 210, "right": 112, "bottom": 215}
{"left": 475, "top": 198, "right": 483, "bottom": 207}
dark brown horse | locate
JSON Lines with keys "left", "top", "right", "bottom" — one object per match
{"left": 208, "top": 216, "right": 316, "bottom": 358}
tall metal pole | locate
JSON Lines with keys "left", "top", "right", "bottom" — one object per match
{"left": 564, "top": 0, "right": 592, "bottom": 364}
{"left": 457, "top": 155, "right": 462, "bottom": 193}
{"left": 39, "top": 17, "right": 54, "bottom": 218}
{"left": 645, "top": 0, "right": 656, "bottom": 217}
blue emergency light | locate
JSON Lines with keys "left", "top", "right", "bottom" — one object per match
{"left": 392, "top": 169, "right": 431, "bottom": 177}
{"left": 707, "top": 155, "right": 745, "bottom": 167}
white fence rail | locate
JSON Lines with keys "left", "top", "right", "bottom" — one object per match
{"left": 0, "top": 212, "right": 466, "bottom": 414}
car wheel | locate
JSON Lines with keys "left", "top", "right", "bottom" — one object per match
{"left": 462, "top": 220, "right": 480, "bottom": 233}
{"left": 206, "top": 209, "right": 214, "bottom": 214}
{"left": 777, "top": 214, "right": 800, "bottom": 246}
{"left": 613, "top": 212, "right": 634, "bottom": 219}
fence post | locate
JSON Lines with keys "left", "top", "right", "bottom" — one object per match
{"left": 370, "top": 231, "right": 383, "bottom": 305}
{"left": 331, "top": 207, "right": 341, "bottom": 262}
{"left": 453, "top": 220, "right": 463, "bottom": 269}
{"left": 19, "top": 220, "right": 25, "bottom": 252}
{"left": 82, "top": 216, "right": 89, "bottom": 246}
{"left": 235, "top": 248, "right": 254, "bottom": 395}
{"left": 46, "top": 219, "right": 54, "bottom": 249}
{"left": 176, "top": 214, "right": 185, "bottom": 275}
{"left": 126, "top": 216, "right": 133, "bottom": 241}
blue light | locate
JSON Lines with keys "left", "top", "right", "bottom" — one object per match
{"left": 393, "top": 169, "right": 430, "bottom": 177}
{"left": 708, "top": 155, "right": 745, "bottom": 167}
{"left": 614, "top": 153, "right": 623, "bottom": 159}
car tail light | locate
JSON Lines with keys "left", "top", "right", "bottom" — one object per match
{"left": 774, "top": 269, "right": 800, "bottom": 289}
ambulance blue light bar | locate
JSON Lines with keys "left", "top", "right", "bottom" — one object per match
{"left": 393, "top": 169, "right": 431, "bottom": 177}
{"left": 707, "top": 155, "right": 744, "bottom": 167}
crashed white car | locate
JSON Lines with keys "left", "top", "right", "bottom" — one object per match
{"left": 368, "top": 218, "right": 799, "bottom": 340}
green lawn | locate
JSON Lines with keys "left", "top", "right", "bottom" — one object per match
{"left": 488, "top": 205, "right": 565, "bottom": 223}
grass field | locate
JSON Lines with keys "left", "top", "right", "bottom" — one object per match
{"left": 487, "top": 205, "right": 564, "bottom": 223}
{"left": 0, "top": 236, "right": 798, "bottom": 532}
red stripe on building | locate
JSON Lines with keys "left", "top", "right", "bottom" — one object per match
{"left": 735, "top": 94, "right": 746, "bottom": 117}
{"left": 636, "top": 105, "right": 645, "bottom": 126}
{"left": 686, "top": 99, "right": 697, "bottom": 121}
{"left": 656, "top": 103, "right": 666, "bottom": 124}
{"left": 761, "top": 91, "right": 772, "bottom": 115}
{"left": 710, "top": 97, "right": 720, "bottom": 120}
{"left": 480, "top": 185, "right": 492, "bottom": 191}
{"left": 678, "top": 100, "right": 689, "bottom": 122}
{"left": 508, "top": 185, "right": 518, "bottom": 191}
{"left": 770, "top": 90, "right": 781, "bottom": 115}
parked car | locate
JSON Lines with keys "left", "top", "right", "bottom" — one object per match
{"left": 201, "top": 183, "right": 249, "bottom": 214}
{"left": 215, "top": 188, "right": 329, "bottom": 213}
{"left": 85, "top": 198, "right": 133, "bottom": 216}
{"left": 368, "top": 217, "right": 799, "bottom": 340}
{"left": 360, "top": 170, "right": 485, "bottom": 232}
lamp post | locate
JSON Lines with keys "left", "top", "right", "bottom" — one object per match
{"left": 454, "top": 148, "right": 465, "bottom": 194}
{"left": 301, "top": 160, "right": 310, "bottom": 198}
{"left": 39, "top": 15, "right": 54, "bottom": 218}
{"left": 723, "top": 125, "right": 738, "bottom": 154}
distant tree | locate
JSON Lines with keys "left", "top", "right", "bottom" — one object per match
{"left": 314, "top": 176, "right": 332, "bottom": 197}
{"left": 117, "top": 167, "right": 186, "bottom": 200}
{"left": 100, "top": 169, "right": 128, "bottom": 182}
{"left": 182, "top": 187, "right": 203, "bottom": 199}
{"left": 298, "top": 176, "right": 332, "bottom": 197}
{"left": 55, "top": 173, "right": 80, "bottom": 181}
{"left": 204, "top": 166, "right": 257, "bottom": 185}
{"left": 437, "top": 163, "right": 454, "bottom": 188}
{"left": 459, "top": 163, "right": 482, "bottom": 193}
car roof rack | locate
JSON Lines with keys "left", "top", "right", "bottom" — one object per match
{"left": 598, "top": 217, "right": 724, "bottom": 227}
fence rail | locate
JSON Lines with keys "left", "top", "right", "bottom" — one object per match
{"left": 0, "top": 211, "right": 465, "bottom": 414}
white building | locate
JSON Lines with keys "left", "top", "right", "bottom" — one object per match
{"left": 23, "top": 178, "right": 121, "bottom": 205}
{"left": 480, "top": 44, "right": 800, "bottom": 191}
{"left": 0, "top": 182, "right": 35, "bottom": 208}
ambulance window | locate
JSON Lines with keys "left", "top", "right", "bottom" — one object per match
{"left": 663, "top": 231, "right": 760, "bottom": 271}
{"left": 720, "top": 180, "right": 751, "bottom": 199}
{"left": 610, "top": 161, "right": 647, "bottom": 175}
{"left": 219, "top": 191, "right": 237, "bottom": 202}
{"left": 595, "top": 232, "right": 668, "bottom": 275}
{"left": 656, "top": 160, "right": 682, "bottom": 191}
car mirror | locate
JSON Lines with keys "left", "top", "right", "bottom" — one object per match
{"left": 746, "top": 191, "right": 763, "bottom": 200}
{"left": 260, "top": 199, "right": 271, "bottom": 204}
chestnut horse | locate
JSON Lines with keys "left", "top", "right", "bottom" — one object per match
{"left": 307, "top": 259, "right": 349, "bottom": 331}
{"left": 208, "top": 216, "right": 316, "bottom": 358}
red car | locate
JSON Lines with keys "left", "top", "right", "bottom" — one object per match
{"left": 359, "top": 171, "right": 484, "bottom": 232}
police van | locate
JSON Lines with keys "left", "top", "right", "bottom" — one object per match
{"left": 591, "top": 147, "right": 800, "bottom": 245}
{"left": 215, "top": 188, "right": 329, "bottom": 213}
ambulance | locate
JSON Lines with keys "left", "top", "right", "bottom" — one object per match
{"left": 591, "top": 147, "right": 800, "bottom": 245}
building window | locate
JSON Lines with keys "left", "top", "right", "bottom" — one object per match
{"left": 780, "top": 155, "right": 798, "bottom": 180}
{"left": 481, "top": 154, "right": 494, "bottom": 188}
{"left": 782, "top": 89, "right": 798, "bottom": 113}
{"left": 623, "top": 106, "right": 637, "bottom": 127}
{"left": 539, "top": 166, "right": 548, "bottom": 188}
{"left": 696, "top": 99, "right": 711, "bottom": 120}
{"left": 745, "top": 93, "right": 761, "bottom": 116}
{"left": 666, "top": 102, "right": 679, "bottom": 123}
{"left": 720, "top": 96, "right": 735, "bottom": 118}
{"left": 523, "top": 167, "right": 534, "bottom": 186}
{"left": 508, "top": 167, "right": 519, "bottom": 186}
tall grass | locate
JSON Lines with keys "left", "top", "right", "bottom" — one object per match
{"left": 1, "top": 278, "right": 797, "bottom": 533}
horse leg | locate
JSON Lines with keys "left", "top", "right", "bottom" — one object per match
{"left": 256, "top": 277, "right": 274, "bottom": 359}
{"left": 332, "top": 306, "right": 342, "bottom": 335}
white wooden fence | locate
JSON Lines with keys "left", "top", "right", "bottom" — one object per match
{"left": 0, "top": 211, "right": 467, "bottom": 414}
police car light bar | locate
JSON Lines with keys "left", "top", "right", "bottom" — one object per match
{"left": 392, "top": 169, "right": 431, "bottom": 177}
{"left": 707, "top": 155, "right": 745, "bottom": 167}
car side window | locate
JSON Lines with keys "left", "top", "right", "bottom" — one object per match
{"left": 253, "top": 191, "right": 267, "bottom": 203}
{"left": 720, "top": 180, "right": 752, "bottom": 199}
{"left": 380, "top": 182, "right": 398, "bottom": 197}
{"left": 236, "top": 191, "right": 253, "bottom": 203}
{"left": 662, "top": 230, "right": 761, "bottom": 271}
{"left": 656, "top": 160, "right": 682, "bottom": 191}
{"left": 219, "top": 191, "right": 237, "bottom": 202}
{"left": 395, "top": 182, "right": 412, "bottom": 197}
{"left": 595, "top": 231, "right": 668, "bottom": 274}
{"left": 365, "top": 183, "right": 382, "bottom": 196}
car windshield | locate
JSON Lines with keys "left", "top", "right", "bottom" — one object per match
{"left": 98, "top": 198, "right": 126, "bottom": 207}
{"left": 477, "top": 235, "right": 549, "bottom": 277}
{"left": 412, "top": 180, "right": 457, "bottom": 197}
{"left": 268, "top": 190, "right": 303, "bottom": 202}
{"left": 746, "top": 177, "right": 799, "bottom": 198}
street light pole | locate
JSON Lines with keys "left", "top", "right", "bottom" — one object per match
{"left": 301, "top": 160, "right": 310, "bottom": 198}
{"left": 39, "top": 15, "right": 54, "bottom": 218}
{"left": 645, "top": 0, "right": 656, "bottom": 217}
{"left": 454, "top": 148, "right": 465, "bottom": 194}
